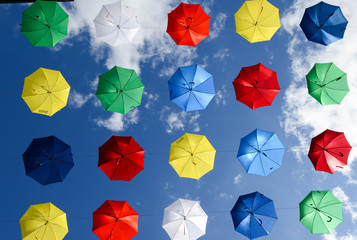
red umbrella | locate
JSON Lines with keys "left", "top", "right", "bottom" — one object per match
{"left": 233, "top": 63, "right": 280, "bottom": 109}
{"left": 93, "top": 200, "right": 139, "bottom": 240}
{"left": 308, "top": 129, "right": 352, "bottom": 174}
{"left": 98, "top": 136, "right": 144, "bottom": 181}
{"left": 166, "top": 2, "right": 210, "bottom": 46}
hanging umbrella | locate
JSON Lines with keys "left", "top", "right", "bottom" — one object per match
{"left": 300, "top": 190, "right": 343, "bottom": 234}
{"left": 168, "top": 65, "right": 216, "bottom": 112}
{"left": 231, "top": 191, "right": 277, "bottom": 239}
{"left": 306, "top": 62, "right": 349, "bottom": 105}
{"left": 162, "top": 198, "right": 208, "bottom": 240}
{"left": 98, "top": 136, "right": 144, "bottom": 181}
{"left": 234, "top": 0, "right": 280, "bottom": 43}
{"left": 308, "top": 129, "right": 351, "bottom": 174}
{"left": 169, "top": 133, "right": 216, "bottom": 179}
{"left": 20, "top": 202, "right": 68, "bottom": 240}
{"left": 21, "top": 0, "right": 69, "bottom": 47}
{"left": 233, "top": 63, "right": 280, "bottom": 109}
{"left": 96, "top": 66, "right": 144, "bottom": 114}
{"left": 167, "top": 3, "right": 210, "bottom": 47}
{"left": 94, "top": 1, "right": 140, "bottom": 47}
{"left": 300, "top": 2, "right": 348, "bottom": 46}
{"left": 93, "top": 200, "right": 139, "bottom": 240}
{"left": 22, "top": 67, "right": 70, "bottom": 116}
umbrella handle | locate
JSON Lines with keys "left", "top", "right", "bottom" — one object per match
{"left": 258, "top": 218, "right": 263, "bottom": 226}
{"left": 338, "top": 152, "right": 344, "bottom": 157}
{"left": 186, "top": 17, "right": 193, "bottom": 28}
{"left": 327, "top": 216, "right": 332, "bottom": 222}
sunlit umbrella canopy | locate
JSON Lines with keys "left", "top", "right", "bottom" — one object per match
{"left": 22, "top": 67, "right": 70, "bottom": 116}
{"left": 300, "top": 2, "right": 348, "bottom": 46}
{"left": 167, "top": 2, "right": 210, "bottom": 46}
{"left": 20, "top": 202, "right": 68, "bottom": 240}
{"left": 96, "top": 66, "right": 144, "bottom": 114}
{"left": 306, "top": 62, "right": 349, "bottom": 105}
{"left": 308, "top": 129, "right": 351, "bottom": 174}
{"left": 169, "top": 133, "right": 216, "bottom": 179}
{"left": 94, "top": 1, "right": 140, "bottom": 47}
{"left": 231, "top": 191, "right": 277, "bottom": 239}
{"left": 93, "top": 200, "right": 139, "bottom": 240}
{"left": 169, "top": 65, "right": 216, "bottom": 112}
{"left": 234, "top": 0, "right": 280, "bottom": 43}
{"left": 162, "top": 198, "right": 208, "bottom": 240}
{"left": 300, "top": 190, "right": 343, "bottom": 234}
{"left": 21, "top": 0, "right": 69, "bottom": 47}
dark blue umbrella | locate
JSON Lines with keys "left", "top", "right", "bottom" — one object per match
{"left": 22, "top": 136, "right": 74, "bottom": 185}
{"left": 237, "top": 129, "right": 285, "bottom": 176}
{"left": 231, "top": 192, "right": 278, "bottom": 239}
{"left": 168, "top": 65, "right": 215, "bottom": 112}
{"left": 300, "top": 1, "right": 348, "bottom": 46}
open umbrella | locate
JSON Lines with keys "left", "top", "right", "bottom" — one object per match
{"left": 94, "top": 1, "right": 140, "bottom": 46}
{"left": 98, "top": 136, "right": 144, "bottom": 181}
{"left": 169, "top": 65, "right": 216, "bottom": 112}
{"left": 233, "top": 63, "right": 280, "bottom": 109}
{"left": 162, "top": 198, "right": 208, "bottom": 240}
{"left": 300, "top": 190, "right": 343, "bottom": 234}
{"left": 231, "top": 191, "right": 277, "bottom": 239}
{"left": 234, "top": 0, "right": 280, "bottom": 43}
{"left": 306, "top": 62, "right": 349, "bottom": 105}
{"left": 167, "top": 3, "right": 210, "bottom": 46}
{"left": 169, "top": 133, "right": 216, "bottom": 179}
{"left": 96, "top": 66, "right": 144, "bottom": 114}
{"left": 21, "top": 0, "right": 69, "bottom": 47}
{"left": 20, "top": 202, "right": 68, "bottom": 240}
{"left": 308, "top": 129, "right": 351, "bottom": 174}
{"left": 300, "top": 2, "right": 348, "bottom": 46}
{"left": 93, "top": 200, "right": 139, "bottom": 240}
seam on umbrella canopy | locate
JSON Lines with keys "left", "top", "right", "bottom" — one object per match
{"left": 110, "top": 156, "right": 129, "bottom": 179}
{"left": 193, "top": 155, "right": 213, "bottom": 171}
{"left": 186, "top": 91, "right": 205, "bottom": 111}
{"left": 258, "top": 8, "right": 279, "bottom": 26}
{"left": 190, "top": 134, "right": 206, "bottom": 153}
{"left": 103, "top": 5, "right": 120, "bottom": 27}
{"left": 194, "top": 151, "right": 215, "bottom": 165}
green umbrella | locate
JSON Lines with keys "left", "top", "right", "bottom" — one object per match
{"left": 96, "top": 66, "right": 144, "bottom": 114}
{"left": 21, "top": 0, "right": 69, "bottom": 47}
{"left": 300, "top": 190, "right": 343, "bottom": 234}
{"left": 306, "top": 62, "right": 349, "bottom": 105}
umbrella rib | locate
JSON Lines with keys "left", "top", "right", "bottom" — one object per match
{"left": 122, "top": 71, "right": 136, "bottom": 90}
{"left": 103, "top": 5, "right": 120, "bottom": 27}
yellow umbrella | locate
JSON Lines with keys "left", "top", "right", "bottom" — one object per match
{"left": 22, "top": 68, "right": 70, "bottom": 116}
{"left": 169, "top": 133, "right": 216, "bottom": 179}
{"left": 234, "top": 0, "right": 280, "bottom": 43}
{"left": 19, "top": 202, "right": 68, "bottom": 240}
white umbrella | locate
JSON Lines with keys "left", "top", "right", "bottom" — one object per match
{"left": 162, "top": 198, "right": 208, "bottom": 240}
{"left": 93, "top": 1, "right": 140, "bottom": 46}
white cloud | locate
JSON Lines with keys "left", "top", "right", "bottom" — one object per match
{"left": 233, "top": 174, "right": 242, "bottom": 184}
{"left": 213, "top": 48, "right": 230, "bottom": 61}
{"left": 332, "top": 187, "right": 357, "bottom": 223}
{"left": 321, "top": 232, "right": 357, "bottom": 240}
{"left": 68, "top": 90, "right": 93, "bottom": 109}
{"left": 209, "top": 12, "right": 227, "bottom": 40}
{"left": 93, "top": 108, "right": 140, "bottom": 132}
{"left": 218, "top": 192, "right": 233, "bottom": 200}
{"left": 143, "top": 92, "right": 159, "bottom": 109}
{"left": 215, "top": 84, "right": 228, "bottom": 105}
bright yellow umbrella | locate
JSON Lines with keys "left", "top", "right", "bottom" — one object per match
{"left": 22, "top": 68, "right": 70, "bottom": 116}
{"left": 234, "top": 0, "right": 280, "bottom": 43}
{"left": 19, "top": 202, "right": 68, "bottom": 240}
{"left": 169, "top": 133, "right": 216, "bottom": 179}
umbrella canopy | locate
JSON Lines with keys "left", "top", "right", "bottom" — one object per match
{"left": 22, "top": 67, "right": 70, "bottom": 116}
{"left": 231, "top": 191, "right": 277, "bottom": 239}
{"left": 167, "top": 3, "right": 210, "bottom": 46}
{"left": 169, "top": 133, "right": 216, "bottom": 179}
{"left": 308, "top": 129, "right": 351, "bottom": 174}
{"left": 94, "top": 1, "right": 140, "bottom": 47}
{"left": 162, "top": 198, "right": 207, "bottom": 240}
{"left": 300, "top": 2, "right": 348, "bottom": 46}
{"left": 233, "top": 63, "right": 280, "bottom": 109}
{"left": 21, "top": 0, "right": 69, "bottom": 47}
{"left": 98, "top": 136, "right": 144, "bottom": 181}
{"left": 300, "top": 190, "right": 343, "bottom": 234}
{"left": 93, "top": 200, "right": 139, "bottom": 240}
{"left": 306, "top": 62, "right": 349, "bottom": 105}
{"left": 96, "top": 66, "right": 144, "bottom": 114}
{"left": 20, "top": 202, "right": 68, "bottom": 240}
{"left": 237, "top": 129, "right": 285, "bottom": 176}
{"left": 168, "top": 65, "right": 216, "bottom": 112}
{"left": 234, "top": 0, "right": 280, "bottom": 43}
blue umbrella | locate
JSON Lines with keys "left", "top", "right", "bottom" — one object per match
{"left": 22, "top": 136, "right": 74, "bottom": 185}
{"left": 300, "top": 1, "right": 348, "bottom": 46}
{"left": 168, "top": 65, "right": 216, "bottom": 112}
{"left": 231, "top": 191, "right": 278, "bottom": 239}
{"left": 237, "top": 129, "right": 285, "bottom": 176}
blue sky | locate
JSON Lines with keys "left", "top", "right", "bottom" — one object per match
{"left": 1, "top": 0, "right": 357, "bottom": 239}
